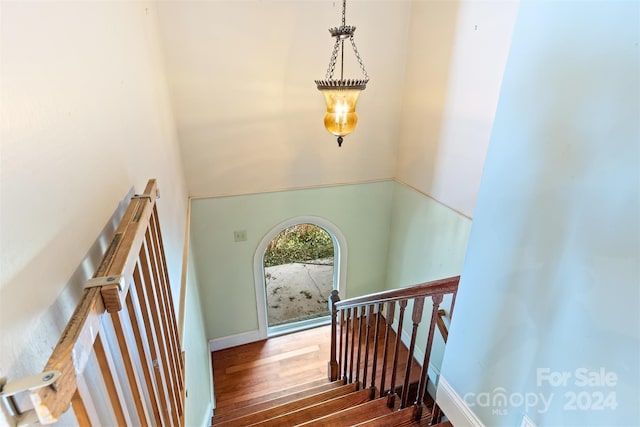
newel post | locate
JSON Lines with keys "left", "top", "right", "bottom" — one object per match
{"left": 328, "top": 289, "right": 340, "bottom": 381}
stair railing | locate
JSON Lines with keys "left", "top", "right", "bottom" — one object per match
{"left": 0, "top": 179, "right": 185, "bottom": 426}
{"left": 328, "top": 276, "right": 459, "bottom": 421}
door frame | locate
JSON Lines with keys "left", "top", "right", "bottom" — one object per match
{"left": 253, "top": 216, "right": 348, "bottom": 338}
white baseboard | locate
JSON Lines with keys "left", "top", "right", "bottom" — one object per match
{"left": 200, "top": 402, "right": 214, "bottom": 427}
{"left": 521, "top": 414, "right": 537, "bottom": 427}
{"left": 209, "top": 329, "right": 263, "bottom": 351}
{"left": 436, "top": 376, "right": 484, "bottom": 427}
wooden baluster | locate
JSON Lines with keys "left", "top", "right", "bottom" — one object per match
{"left": 401, "top": 297, "right": 425, "bottom": 408}
{"left": 343, "top": 308, "right": 350, "bottom": 382}
{"left": 134, "top": 258, "right": 174, "bottom": 426}
{"left": 127, "top": 279, "right": 163, "bottom": 425}
{"left": 369, "top": 302, "right": 383, "bottom": 399}
{"left": 339, "top": 308, "right": 345, "bottom": 382}
{"left": 151, "top": 208, "right": 186, "bottom": 421}
{"left": 387, "top": 299, "right": 407, "bottom": 408}
{"left": 354, "top": 306, "right": 365, "bottom": 389}
{"left": 431, "top": 403, "right": 444, "bottom": 424}
{"left": 149, "top": 211, "right": 182, "bottom": 395}
{"left": 94, "top": 329, "right": 132, "bottom": 426}
{"left": 110, "top": 309, "right": 152, "bottom": 426}
{"left": 349, "top": 307, "right": 357, "bottom": 384}
{"left": 71, "top": 388, "right": 92, "bottom": 426}
{"left": 328, "top": 289, "right": 340, "bottom": 381}
{"left": 436, "top": 309, "right": 449, "bottom": 343}
{"left": 140, "top": 238, "right": 179, "bottom": 425}
{"left": 413, "top": 294, "right": 443, "bottom": 420}
{"left": 362, "top": 305, "right": 373, "bottom": 391}
{"left": 450, "top": 289, "right": 458, "bottom": 319}
{"left": 379, "top": 300, "right": 395, "bottom": 398}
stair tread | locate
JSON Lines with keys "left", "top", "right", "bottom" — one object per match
{"left": 297, "top": 395, "right": 396, "bottom": 427}
{"left": 212, "top": 379, "right": 343, "bottom": 424}
{"left": 353, "top": 404, "right": 433, "bottom": 427}
{"left": 213, "top": 376, "right": 330, "bottom": 414}
{"left": 212, "top": 380, "right": 344, "bottom": 425}
{"left": 214, "top": 382, "right": 359, "bottom": 427}
{"left": 248, "top": 387, "right": 373, "bottom": 427}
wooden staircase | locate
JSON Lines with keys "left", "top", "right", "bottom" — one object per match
{"left": 210, "top": 276, "right": 460, "bottom": 427}
{"left": 211, "top": 378, "right": 445, "bottom": 426}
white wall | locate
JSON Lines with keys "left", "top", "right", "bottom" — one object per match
{"left": 155, "top": 1, "right": 410, "bottom": 198}
{"left": 396, "top": 0, "right": 519, "bottom": 217}
{"left": 0, "top": 1, "right": 200, "bottom": 423}
{"left": 189, "top": 182, "right": 393, "bottom": 341}
{"left": 439, "top": 1, "right": 640, "bottom": 425}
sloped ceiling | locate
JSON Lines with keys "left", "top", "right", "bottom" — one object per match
{"left": 156, "top": 1, "right": 412, "bottom": 198}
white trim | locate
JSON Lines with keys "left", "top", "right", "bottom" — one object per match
{"left": 200, "top": 402, "right": 214, "bottom": 427}
{"left": 520, "top": 414, "right": 537, "bottom": 427}
{"left": 253, "top": 216, "right": 348, "bottom": 339}
{"left": 178, "top": 198, "right": 191, "bottom": 343}
{"left": 436, "top": 376, "right": 484, "bottom": 427}
{"left": 208, "top": 330, "right": 263, "bottom": 352}
{"left": 209, "top": 341, "right": 215, "bottom": 409}
{"left": 393, "top": 178, "right": 472, "bottom": 220}
{"left": 189, "top": 178, "right": 391, "bottom": 200}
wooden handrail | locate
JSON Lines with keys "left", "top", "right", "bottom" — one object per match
{"left": 3, "top": 180, "right": 185, "bottom": 425}
{"left": 335, "top": 276, "right": 459, "bottom": 309}
{"left": 328, "top": 275, "right": 460, "bottom": 422}
{"left": 436, "top": 309, "right": 449, "bottom": 343}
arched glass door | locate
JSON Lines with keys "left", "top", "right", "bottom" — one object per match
{"left": 263, "top": 223, "right": 334, "bottom": 330}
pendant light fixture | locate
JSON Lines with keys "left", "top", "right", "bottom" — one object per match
{"left": 315, "top": 0, "right": 369, "bottom": 147}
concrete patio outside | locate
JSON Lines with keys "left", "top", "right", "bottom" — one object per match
{"left": 264, "top": 257, "right": 334, "bottom": 326}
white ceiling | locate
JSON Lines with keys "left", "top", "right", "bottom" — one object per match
{"left": 155, "top": 1, "right": 413, "bottom": 198}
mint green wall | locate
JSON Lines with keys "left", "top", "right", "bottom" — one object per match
{"left": 440, "top": 2, "right": 639, "bottom": 426}
{"left": 190, "top": 180, "right": 471, "bottom": 364}
{"left": 190, "top": 182, "right": 394, "bottom": 340}
{"left": 385, "top": 182, "right": 472, "bottom": 380}
{"left": 386, "top": 183, "right": 471, "bottom": 288}
{"left": 183, "top": 244, "right": 214, "bottom": 426}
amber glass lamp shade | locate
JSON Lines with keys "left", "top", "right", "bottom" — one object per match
{"left": 320, "top": 88, "right": 362, "bottom": 140}
{"left": 315, "top": 16, "right": 369, "bottom": 147}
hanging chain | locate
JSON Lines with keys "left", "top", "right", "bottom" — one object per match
{"left": 325, "top": 38, "right": 341, "bottom": 80}
{"left": 350, "top": 38, "right": 369, "bottom": 80}
{"left": 321, "top": 0, "right": 368, "bottom": 82}
{"left": 342, "top": 0, "right": 346, "bottom": 27}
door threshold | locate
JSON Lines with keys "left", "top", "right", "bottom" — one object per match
{"left": 267, "top": 316, "right": 331, "bottom": 338}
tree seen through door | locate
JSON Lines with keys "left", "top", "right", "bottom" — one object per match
{"left": 264, "top": 223, "right": 335, "bottom": 327}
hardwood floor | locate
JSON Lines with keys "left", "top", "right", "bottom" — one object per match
{"left": 211, "top": 323, "right": 422, "bottom": 416}
{"left": 212, "top": 326, "right": 332, "bottom": 413}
